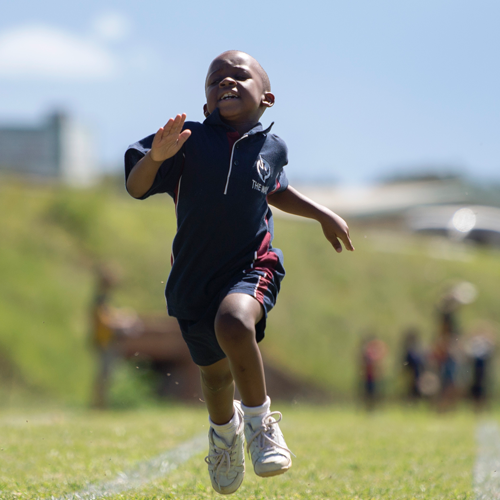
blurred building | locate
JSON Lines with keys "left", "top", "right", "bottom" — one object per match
{"left": 0, "top": 111, "right": 97, "bottom": 185}
{"left": 284, "top": 176, "right": 500, "bottom": 248}
{"left": 292, "top": 176, "right": 473, "bottom": 221}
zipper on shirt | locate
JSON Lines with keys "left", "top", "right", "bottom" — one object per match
{"left": 224, "top": 134, "right": 248, "bottom": 195}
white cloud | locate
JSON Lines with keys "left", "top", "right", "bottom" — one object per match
{"left": 92, "top": 12, "right": 131, "bottom": 42}
{"left": 0, "top": 24, "right": 118, "bottom": 81}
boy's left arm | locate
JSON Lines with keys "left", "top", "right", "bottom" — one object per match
{"left": 267, "top": 186, "right": 354, "bottom": 253}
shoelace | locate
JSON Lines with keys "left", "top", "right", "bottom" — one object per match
{"left": 205, "top": 442, "right": 243, "bottom": 487}
{"left": 246, "top": 411, "right": 295, "bottom": 457}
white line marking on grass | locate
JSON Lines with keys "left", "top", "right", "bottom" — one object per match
{"left": 53, "top": 432, "right": 205, "bottom": 500}
{"left": 474, "top": 422, "right": 500, "bottom": 500}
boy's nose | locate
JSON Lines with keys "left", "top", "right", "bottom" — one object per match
{"left": 219, "top": 76, "right": 236, "bottom": 87}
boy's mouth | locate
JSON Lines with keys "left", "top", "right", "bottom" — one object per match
{"left": 219, "top": 92, "right": 240, "bottom": 101}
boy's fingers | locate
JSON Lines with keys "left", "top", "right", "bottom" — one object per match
{"left": 177, "top": 129, "right": 192, "bottom": 147}
{"left": 166, "top": 114, "right": 186, "bottom": 141}
{"left": 167, "top": 116, "right": 180, "bottom": 134}
{"left": 165, "top": 117, "right": 177, "bottom": 129}
{"left": 172, "top": 113, "right": 186, "bottom": 132}
{"left": 152, "top": 127, "right": 165, "bottom": 147}
{"left": 336, "top": 223, "right": 354, "bottom": 251}
{"left": 171, "top": 115, "right": 188, "bottom": 142}
{"left": 162, "top": 118, "right": 175, "bottom": 138}
{"left": 342, "top": 234, "right": 355, "bottom": 251}
{"left": 331, "top": 237, "right": 343, "bottom": 253}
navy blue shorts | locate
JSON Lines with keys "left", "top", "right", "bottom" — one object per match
{"left": 176, "top": 266, "right": 282, "bottom": 366}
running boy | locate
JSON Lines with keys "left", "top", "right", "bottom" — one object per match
{"left": 125, "top": 50, "right": 354, "bottom": 495}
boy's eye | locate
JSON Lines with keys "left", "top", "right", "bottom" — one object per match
{"left": 209, "top": 72, "right": 250, "bottom": 86}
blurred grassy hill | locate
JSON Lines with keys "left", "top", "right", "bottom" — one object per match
{"left": 1, "top": 176, "right": 499, "bottom": 406}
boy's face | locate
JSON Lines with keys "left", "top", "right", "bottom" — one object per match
{"left": 204, "top": 52, "right": 274, "bottom": 124}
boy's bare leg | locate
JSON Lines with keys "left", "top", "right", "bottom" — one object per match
{"left": 199, "top": 358, "right": 235, "bottom": 424}
{"left": 215, "top": 293, "right": 267, "bottom": 408}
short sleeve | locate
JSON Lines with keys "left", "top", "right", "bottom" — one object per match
{"left": 266, "top": 134, "right": 289, "bottom": 196}
{"left": 124, "top": 135, "right": 185, "bottom": 200}
{"left": 269, "top": 168, "right": 289, "bottom": 195}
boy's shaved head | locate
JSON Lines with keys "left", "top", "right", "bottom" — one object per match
{"left": 204, "top": 49, "right": 275, "bottom": 127}
{"left": 208, "top": 50, "right": 271, "bottom": 91}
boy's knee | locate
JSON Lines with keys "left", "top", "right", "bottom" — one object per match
{"left": 200, "top": 368, "right": 233, "bottom": 393}
{"left": 215, "top": 310, "right": 254, "bottom": 347}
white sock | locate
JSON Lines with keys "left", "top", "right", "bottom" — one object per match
{"left": 242, "top": 396, "right": 271, "bottom": 420}
{"left": 209, "top": 406, "right": 241, "bottom": 443}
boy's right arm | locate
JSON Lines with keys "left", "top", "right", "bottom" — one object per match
{"left": 126, "top": 114, "right": 191, "bottom": 199}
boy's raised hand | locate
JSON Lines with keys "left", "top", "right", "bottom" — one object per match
{"left": 320, "top": 211, "right": 355, "bottom": 253}
{"left": 150, "top": 114, "right": 191, "bottom": 162}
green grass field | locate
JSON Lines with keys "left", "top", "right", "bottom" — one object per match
{"left": 1, "top": 177, "right": 498, "bottom": 498}
{"left": 0, "top": 404, "right": 480, "bottom": 499}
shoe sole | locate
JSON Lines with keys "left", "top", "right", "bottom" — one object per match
{"left": 255, "top": 460, "right": 292, "bottom": 478}
{"left": 213, "top": 478, "right": 244, "bottom": 495}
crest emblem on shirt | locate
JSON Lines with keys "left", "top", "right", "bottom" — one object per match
{"left": 255, "top": 155, "right": 271, "bottom": 183}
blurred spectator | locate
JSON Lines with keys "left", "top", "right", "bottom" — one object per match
{"left": 90, "top": 263, "right": 141, "bottom": 408}
{"left": 464, "top": 325, "right": 495, "bottom": 411}
{"left": 359, "top": 335, "right": 387, "bottom": 410}
{"left": 437, "top": 291, "right": 461, "bottom": 338}
{"left": 430, "top": 282, "right": 476, "bottom": 411}
{"left": 401, "top": 327, "right": 425, "bottom": 399}
{"left": 437, "top": 281, "right": 477, "bottom": 338}
{"left": 429, "top": 332, "right": 461, "bottom": 411}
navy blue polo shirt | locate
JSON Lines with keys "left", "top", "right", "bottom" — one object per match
{"left": 125, "top": 109, "right": 289, "bottom": 321}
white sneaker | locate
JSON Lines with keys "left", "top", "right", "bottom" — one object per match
{"left": 244, "top": 410, "right": 293, "bottom": 477}
{"left": 205, "top": 402, "right": 245, "bottom": 495}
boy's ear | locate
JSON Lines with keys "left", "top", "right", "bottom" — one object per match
{"left": 262, "top": 92, "right": 275, "bottom": 108}
{"left": 203, "top": 104, "right": 210, "bottom": 118}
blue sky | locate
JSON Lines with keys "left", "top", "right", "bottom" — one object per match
{"left": 0, "top": 0, "right": 499, "bottom": 185}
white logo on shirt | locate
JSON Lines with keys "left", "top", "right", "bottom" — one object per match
{"left": 256, "top": 155, "right": 271, "bottom": 182}
{"left": 252, "top": 179, "right": 269, "bottom": 194}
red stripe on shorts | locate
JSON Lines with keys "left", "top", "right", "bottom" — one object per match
{"left": 251, "top": 230, "right": 279, "bottom": 303}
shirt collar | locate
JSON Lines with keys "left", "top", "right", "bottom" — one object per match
{"left": 203, "top": 108, "right": 274, "bottom": 136}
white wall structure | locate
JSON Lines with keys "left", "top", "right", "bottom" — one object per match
{"left": 0, "top": 112, "right": 98, "bottom": 185}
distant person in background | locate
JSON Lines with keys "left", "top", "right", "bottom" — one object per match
{"left": 430, "top": 328, "right": 460, "bottom": 411}
{"left": 430, "top": 283, "right": 475, "bottom": 411}
{"left": 90, "top": 264, "right": 140, "bottom": 409}
{"left": 360, "top": 336, "right": 387, "bottom": 410}
{"left": 464, "top": 326, "right": 495, "bottom": 411}
{"left": 436, "top": 281, "right": 477, "bottom": 341}
{"left": 437, "top": 287, "right": 462, "bottom": 339}
{"left": 401, "top": 327, "right": 425, "bottom": 400}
